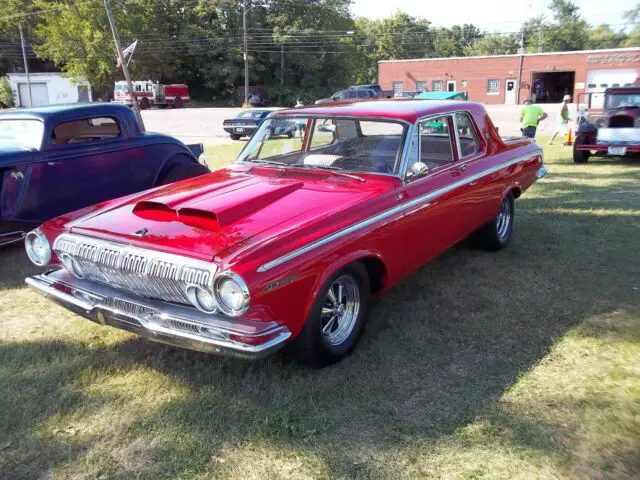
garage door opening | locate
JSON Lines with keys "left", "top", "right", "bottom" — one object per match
{"left": 531, "top": 71, "right": 575, "bottom": 103}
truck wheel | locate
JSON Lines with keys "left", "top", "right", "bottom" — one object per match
{"left": 473, "top": 192, "right": 514, "bottom": 251}
{"left": 573, "top": 134, "right": 590, "bottom": 163}
{"left": 230, "top": 134, "right": 241, "bottom": 140}
{"left": 173, "top": 97, "right": 183, "bottom": 109}
{"left": 288, "top": 263, "right": 371, "bottom": 368}
{"left": 139, "top": 97, "right": 150, "bottom": 110}
{"left": 156, "top": 155, "right": 210, "bottom": 186}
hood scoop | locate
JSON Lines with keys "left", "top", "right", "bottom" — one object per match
{"left": 132, "top": 180, "right": 304, "bottom": 231}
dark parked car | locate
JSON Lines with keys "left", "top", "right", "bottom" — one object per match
{"left": 574, "top": 84, "right": 640, "bottom": 163}
{"left": 315, "top": 88, "right": 376, "bottom": 104}
{"left": 222, "top": 109, "right": 293, "bottom": 140}
{"left": 349, "top": 84, "right": 394, "bottom": 98}
{"left": 0, "top": 103, "right": 209, "bottom": 246}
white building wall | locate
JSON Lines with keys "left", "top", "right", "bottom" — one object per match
{"left": 7, "top": 72, "right": 92, "bottom": 107}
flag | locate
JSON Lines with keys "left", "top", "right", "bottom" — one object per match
{"left": 116, "top": 40, "right": 138, "bottom": 68}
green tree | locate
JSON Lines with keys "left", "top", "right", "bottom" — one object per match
{"left": 543, "top": 0, "right": 589, "bottom": 51}
{"left": 0, "top": 77, "right": 15, "bottom": 108}
{"left": 464, "top": 33, "right": 520, "bottom": 56}
{"left": 622, "top": 4, "right": 640, "bottom": 47}
{"left": 586, "top": 25, "right": 627, "bottom": 49}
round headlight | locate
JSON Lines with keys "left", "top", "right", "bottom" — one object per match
{"left": 186, "top": 285, "right": 217, "bottom": 313}
{"left": 214, "top": 272, "right": 250, "bottom": 317}
{"left": 25, "top": 230, "right": 51, "bottom": 266}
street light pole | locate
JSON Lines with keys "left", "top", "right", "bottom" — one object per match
{"left": 243, "top": 0, "right": 249, "bottom": 106}
{"left": 103, "top": 0, "right": 145, "bottom": 131}
{"left": 18, "top": 23, "right": 33, "bottom": 107}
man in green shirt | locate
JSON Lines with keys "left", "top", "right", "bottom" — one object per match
{"left": 520, "top": 97, "right": 548, "bottom": 139}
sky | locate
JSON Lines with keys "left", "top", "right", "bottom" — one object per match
{"left": 350, "top": 0, "right": 638, "bottom": 30}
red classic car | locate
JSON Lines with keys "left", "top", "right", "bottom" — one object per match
{"left": 25, "top": 100, "right": 546, "bottom": 367}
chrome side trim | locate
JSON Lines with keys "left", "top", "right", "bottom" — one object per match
{"left": 26, "top": 269, "right": 291, "bottom": 359}
{"left": 257, "top": 150, "right": 542, "bottom": 273}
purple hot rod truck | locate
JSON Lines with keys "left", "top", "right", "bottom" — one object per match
{"left": 0, "top": 103, "right": 209, "bottom": 246}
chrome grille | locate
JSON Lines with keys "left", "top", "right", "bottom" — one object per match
{"left": 53, "top": 233, "right": 216, "bottom": 305}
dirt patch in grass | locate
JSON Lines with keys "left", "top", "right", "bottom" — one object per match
{"left": 0, "top": 140, "right": 638, "bottom": 479}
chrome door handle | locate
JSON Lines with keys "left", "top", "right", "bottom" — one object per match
{"left": 10, "top": 171, "right": 24, "bottom": 181}
{"left": 457, "top": 164, "right": 468, "bottom": 171}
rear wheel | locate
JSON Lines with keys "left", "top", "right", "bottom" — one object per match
{"left": 287, "top": 130, "right": 294, "bottom": 138}
{"left": 173, "top": 97, "right": 183, "bottom": 109}
{"left": 573, "top": 135, "right": 590, "bottom": 163}
{"left": 289, "top": 263, "right": 370, "bottom": 368}
{"left": 139, "top": 97, "right": 150, "bottom": 110}
{"left": 473, "top": 192, "right": 514, "bottom": 250}
{"left": 156, "top": 155, "right": 210, "bottom": 185}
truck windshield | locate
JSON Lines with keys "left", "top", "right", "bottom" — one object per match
{"left": 606, "top": 93, "right": 640, "bottom": 109}
{"left": 236, "top": 117, "right": 406, "bottom": 175}
{"left": 0, "top": 120, "right": 44, "bottom": 150}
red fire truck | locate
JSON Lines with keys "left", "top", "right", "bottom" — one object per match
{"left": 113, "top": 80, "right": 190, "bottom": 109}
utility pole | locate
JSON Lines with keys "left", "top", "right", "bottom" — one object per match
{"left": 280, "top": 43, "right": 284, "bottom": 90}
{"left": 516, "top": 27, "right": 525, "bottom": 104}
{"left": 243, "top": 0, "right": 249, "bottom": 106}
{"left": 18, "top": 24, "right": 32, "bottom": 108}
{"left": 103, "top": 0, "right": 145, "bottom": 131}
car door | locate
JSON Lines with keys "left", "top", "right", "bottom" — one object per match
{"left": 450, "top": 110, "right": 505, "bottom": 232}
{"left": 22, "top": 115, "right": 158, "bottom": 224}
{"left": 396, "top": 114, "right": 472, "bottom": 272}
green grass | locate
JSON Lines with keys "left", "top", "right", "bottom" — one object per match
{"left": 1, "top": 137, "right": 639, "bottom": 479}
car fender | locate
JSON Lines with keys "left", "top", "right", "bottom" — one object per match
{"left": 301, "top": 248, "right": 387, "bottom": 321}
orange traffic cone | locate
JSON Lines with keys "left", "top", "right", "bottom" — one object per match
{"left": 564, "top": 127, "right": 573, "bottom": 146}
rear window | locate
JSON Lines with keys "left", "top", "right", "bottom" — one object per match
{"left": 237, "top": 111, "right": 266, "bottom": 119}
{"left": 0, "top": 119, "right": 44, "bottom": 150}
{"left": 52, "top": 117, "right": 121, "bottom": 145}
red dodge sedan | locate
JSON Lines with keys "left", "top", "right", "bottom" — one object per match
{"left": 25, "top": 99, "right": 546, "bottom": 367}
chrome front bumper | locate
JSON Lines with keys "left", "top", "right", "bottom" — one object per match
{"left": 26, "top": 270, "right": 291, "bottom": 359}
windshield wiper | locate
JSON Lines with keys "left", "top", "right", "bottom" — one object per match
{"left": 246, "top": 159, "right": 289, "bottom": 167}
{"left": 290, "top": 163, "right": 366, "bottom": 183}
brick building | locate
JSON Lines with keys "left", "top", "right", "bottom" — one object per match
{"left": 378, "top": 47, "right": 639, "bottom": 107}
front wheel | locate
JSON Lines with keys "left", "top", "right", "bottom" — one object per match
{"left": 473, "top": 192, "right": 514, "bottom": 250}
{"left": 573, "top": 135, "right": 590, "bottom": 163}
{"left": 289, "top": 263, "right": 370, "bottom": 368}
{"left": 230, "top": 134, "right": 241, "bottom": 140}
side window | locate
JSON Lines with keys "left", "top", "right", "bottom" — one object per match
{"left": 418, "top": 115, "right": 454, "bottom": 170}
{"left": 310, "top": 119, "right": 336, "bottom": 150}
{"left": 453, "top": 112, "right": 481, "bottom": 157}
{"left": 52, "top": 117, "right": 121, "bottom": 145}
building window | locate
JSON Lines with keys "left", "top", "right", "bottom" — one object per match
{"left": 487, "top": 79, "right": 500, "bottom": 95}
{"left": 416, "top": 80, "right": 427, "bottom": 92}
{"left": 392, "top": 81, "right": 403, "bottom": 94}
{"left": 432, "top": 80, "right": 443, "bottom": 92}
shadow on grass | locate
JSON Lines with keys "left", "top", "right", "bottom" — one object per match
{"left": 0, "top": 243, "right": 42, "bottom": 291}
{"left": 1, "top": 169, "right": 639, "bottom": 478}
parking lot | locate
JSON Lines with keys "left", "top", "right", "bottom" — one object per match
{"left": 141, "top": 103, "right": 574, "bottom": 146}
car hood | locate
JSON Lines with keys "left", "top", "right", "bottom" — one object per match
{"left": 68, "top": 166, "right": 398, "bottom": 261}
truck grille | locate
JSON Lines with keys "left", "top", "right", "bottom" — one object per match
{"left": 53, "top": 234, "right": 216, "bottom": 305}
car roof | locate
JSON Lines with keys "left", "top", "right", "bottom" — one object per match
{"left": 0, "top": 102, "right": 135, "bottom": 122}
{"left": 275, "top": 98, "right": 482, "bottom": 123}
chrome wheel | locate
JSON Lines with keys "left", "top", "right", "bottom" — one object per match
{"left": 496, "top": 197, "right": 512, "bottom": 241}
{"left": 321, "top": 275, "right": 360, "bottom": 346}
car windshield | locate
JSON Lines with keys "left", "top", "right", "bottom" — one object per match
{"left": 606, "top": 93, "right": 640, "bottom": 109}
{"left": 0, "top": 119, "right": 44, "bottom": 150}
{"left": 237, "top": 111, "right": 267, "bottom": 119}
{"left": 236, "top": 117, "right": 406, "bottom": 175}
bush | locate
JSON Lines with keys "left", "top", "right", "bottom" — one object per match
{"left": 0, "top": 77, "right": 15, "bottom": 108}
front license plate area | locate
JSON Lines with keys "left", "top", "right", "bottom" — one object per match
{"left": 608, "top": 147, "right": 627, "bottom": 156}
{"left": 235, "top": 127, "right": 244, "bottom": 133}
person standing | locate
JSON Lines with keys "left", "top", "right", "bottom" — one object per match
{"left": 549, "top": 94, "right": 572, "bottom": 145}
{"left": 520, "top": 97, "right": 548, "bottom": 139}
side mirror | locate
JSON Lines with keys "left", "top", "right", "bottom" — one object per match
{"left": 407, "top": 162, "right": 428, "bottom": 180}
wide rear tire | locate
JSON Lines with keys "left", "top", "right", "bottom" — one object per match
{"left": 573, "top": 134, "right": 590, "bottom": 163}
{"left": 157, "top": 155, "right": 210, "bottom": 185}
{"left": 288, "top": 263, "right": 370, "bottom": 368}
{"left": 473, "top": 192, "right": 514, "bottom": 251}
